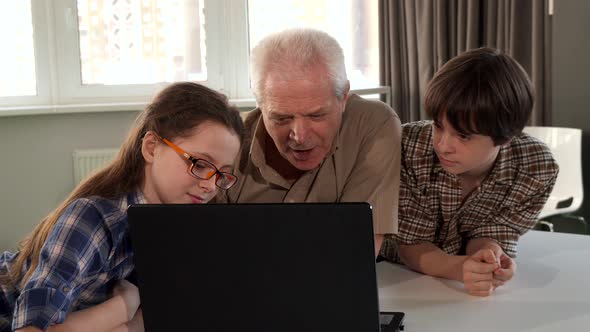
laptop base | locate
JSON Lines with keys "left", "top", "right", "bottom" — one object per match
{"left": 380, "top": 311, "right": 405, "bottom": 332}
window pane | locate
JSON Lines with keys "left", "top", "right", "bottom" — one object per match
{"left": 77, "top": 0, "right": 206, "bottom": 85}
{"left": 247, "top": 0, "right": 379, "bottom": 89}
{"left": 0, "top": 0, "right": 36, "bottom": 97}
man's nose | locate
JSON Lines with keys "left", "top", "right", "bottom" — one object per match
{"left": 289, "top": 119, "right": 309, "bottom": 144}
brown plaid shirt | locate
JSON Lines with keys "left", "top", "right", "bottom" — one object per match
{"left": 381, "top": 121, "right": 558, "bottom": 262}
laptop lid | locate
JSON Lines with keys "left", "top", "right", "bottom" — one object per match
{"left": 128, "top": 203, "right": 381, "bottom": 332}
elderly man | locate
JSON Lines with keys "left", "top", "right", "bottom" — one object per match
{"left": 219, "top": 28, "right": 401, "bottom": 253}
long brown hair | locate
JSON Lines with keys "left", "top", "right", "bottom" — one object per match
{"left": 3, "top": 82, "right": 244, "bottom": 288}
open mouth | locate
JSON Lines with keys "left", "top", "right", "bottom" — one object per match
{"left": 291, "top": 148, "right": 314, "bottom": 161}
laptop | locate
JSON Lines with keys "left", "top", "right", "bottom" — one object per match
{"left": 128, "top": 203, "right": 404, "bottom": 332}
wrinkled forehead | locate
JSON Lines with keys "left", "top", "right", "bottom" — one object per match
{"left": 261, "top": 77, "right": 337, "bottom": 114}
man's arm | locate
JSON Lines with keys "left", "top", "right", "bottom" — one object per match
{"left": 339, "top": 108, "right": 402, "bottom": 252}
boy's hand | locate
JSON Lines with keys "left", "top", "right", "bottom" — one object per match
{"left": 493, "top": 251, "right": 517, "bottom": 283}
{"left": 462, "top": 249, "right": 500, "bottom": 297}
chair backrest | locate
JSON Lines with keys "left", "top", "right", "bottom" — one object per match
{"left": 523, "top": 126, "right": 583, "bottom": 219}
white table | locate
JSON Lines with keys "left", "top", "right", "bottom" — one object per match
{"left": 377, "top": 231, "right": 590, "bottom": 331}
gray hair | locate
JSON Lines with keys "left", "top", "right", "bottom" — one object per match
{"left": 250, "top": 28, "right": 348, "bottom": 103}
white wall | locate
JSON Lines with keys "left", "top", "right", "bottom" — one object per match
{"left": 0, "top": 111, "right": 139, "bottom": 251}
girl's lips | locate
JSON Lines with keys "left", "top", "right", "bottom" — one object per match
{"left": 188, "top": 194, "right": 206, "bottom": 204}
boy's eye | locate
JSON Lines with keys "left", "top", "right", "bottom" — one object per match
{"left": 458, "top": 133, "right": 471, "bottom": 141}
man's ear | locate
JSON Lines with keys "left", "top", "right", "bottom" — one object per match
{"left": 142, "top": 131, "right": 159, "bottom": 164}
{"left": 338, "top": 80, "right": 350, "bottom": 113}
{"left": 341, "top": 80, "right": 350, "bottom": 107}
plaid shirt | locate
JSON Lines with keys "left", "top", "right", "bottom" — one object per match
{"left": 0, "top": 191, "right": 145, "bottom": 332}
{"left": 381, "top": 121, "right": 558, "bottom": 262}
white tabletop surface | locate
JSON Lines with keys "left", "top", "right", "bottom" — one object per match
{"left": 377, "top": 230, "right": 590, "bottom": 332}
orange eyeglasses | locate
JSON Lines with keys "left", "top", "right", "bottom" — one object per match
{"left": 157, "top": 134, "right": 238, "bottom": 190}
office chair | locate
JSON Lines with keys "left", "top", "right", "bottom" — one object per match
{"left": 523, "top": 127, "right": 586, "bottom": 233}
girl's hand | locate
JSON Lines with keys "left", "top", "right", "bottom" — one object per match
{"left": 127, "top": 308, "right": 145, "bottom": 332}
{"left": 112, "top": 279, "right": 141, "bottom": 321}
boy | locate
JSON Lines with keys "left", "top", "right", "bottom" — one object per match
{"left": 381, "top": 48, "right": 558, "bottom": 297}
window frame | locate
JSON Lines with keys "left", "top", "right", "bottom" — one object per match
{"left": 51, "top": 0, "right": 251, "bottom": 104}
{"left": 0, "top": 0, "right": 52, "bottom": 107}
{"left": 0, "top": 0, "right": 387, "bottom": 114}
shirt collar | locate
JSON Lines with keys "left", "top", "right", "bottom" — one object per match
{"left": 485, "top": 144, "right": 515, "bottom": 185}
{"left": 129, "top": 189, "right": 148, "bottom": 206}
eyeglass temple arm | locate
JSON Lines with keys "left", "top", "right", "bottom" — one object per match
{"left": 157, "top": 134, "right": 218, "bottom": 179}
{"left": 159, "top": 136, "right": 194, "bottom": 162}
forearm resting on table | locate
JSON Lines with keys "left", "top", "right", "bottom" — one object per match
{"left": 16, "top": 294, "right": 134, "bottom": 332}
{"left": 466, "top": 237, "right": 504, "bottom": 256}
{"left": 397, "top": 242, "right": 467, "bottom": 281}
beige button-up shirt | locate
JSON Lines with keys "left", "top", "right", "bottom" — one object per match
{"left": 218, "top": 94, "right": 402, "bottom": 235}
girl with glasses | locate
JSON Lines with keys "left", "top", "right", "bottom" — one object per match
{"left": 1, "top": 82, "right": 244, "bottom": 332}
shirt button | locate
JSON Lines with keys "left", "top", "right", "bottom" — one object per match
{"left": 62, "top": 286, "right": 70, "bottom": 293}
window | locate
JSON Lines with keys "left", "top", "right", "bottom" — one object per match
{"left": 0, "top": 0, "right": 36, "bottom": 97}
{"left": 248, "top": 0, "right": 379, "bottom": 90}
{"left": 0, "top": 0, "right": 382, "bottom": 111}
{"left": 77, "top": 0, "right": 206, "bottom": 85}
{"left": 53, "top": 0, "right": 216, "bottom": 104}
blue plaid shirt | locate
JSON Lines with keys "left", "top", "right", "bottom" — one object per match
{"left": 0, "top": 191, "right": 145, "bottom": 331}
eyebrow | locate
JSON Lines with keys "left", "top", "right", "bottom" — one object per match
{"left": 192, "top": 151, "right": 233, "bottom": 170}
{"left": 268, "top": 107, "right": 328, "bottom": 118}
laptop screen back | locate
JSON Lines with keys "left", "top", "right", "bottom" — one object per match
{"left": 128, "top": 203, "right": 380, "bottom": 332}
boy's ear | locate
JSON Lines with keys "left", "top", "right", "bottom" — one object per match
{"left": 142, "top": 131, "right": 159, "bottom": 163}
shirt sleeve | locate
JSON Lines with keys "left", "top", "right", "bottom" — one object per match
{"left": 467, "top": 172, "right": 558, "bottom": 257}
{"left": 392, "top": 157, "right": 438, "bottom": 245}
{"left": 12, "top": 198, "right": 112, "bottom": 331}
{"left": 338, "top": 112, "right": 401, "bottom": 235}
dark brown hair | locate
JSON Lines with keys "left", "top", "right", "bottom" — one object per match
{"left": 425, "top": 47, "right": 534, "bottom": 145}
{"left": 3, "top": 82, "right": 244, "bottom": 287}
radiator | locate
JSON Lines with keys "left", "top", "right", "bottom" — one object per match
{"left": 72, "top": 148, "right": 119, "bottom": 185}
